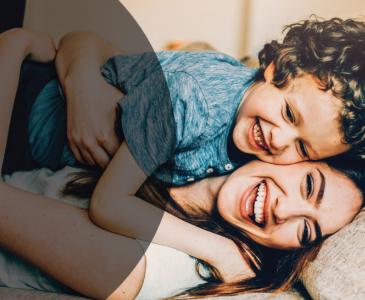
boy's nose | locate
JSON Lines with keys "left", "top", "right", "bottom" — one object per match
{"left": 270, "top": 126, "right": 296, "bottom": 153}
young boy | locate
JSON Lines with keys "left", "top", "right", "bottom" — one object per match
{"left": 24, "top": 18, "right": 365, "bottom": 182}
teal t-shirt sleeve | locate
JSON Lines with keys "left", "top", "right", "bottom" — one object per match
{"left": 117, "top": 69, "right": 177, "bottom": 177}
{"left": 116, "top": 69, "right": 207, "bottom": 178}
{"left": 165, "top": 71, "right": 207, "bottom": 149}
{"left": 100, "top": 52, "right": 161, "bottom": 94}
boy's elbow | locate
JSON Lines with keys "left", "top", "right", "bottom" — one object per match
{"left": 58, "top": 31, "right": 96, "bottom": 46}
{"left": 89, "top": 193, "right": 110, "bottom": 225}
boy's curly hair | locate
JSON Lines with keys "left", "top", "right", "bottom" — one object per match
{"left": 257, "top": 16, "right": 365, "bottom": 159}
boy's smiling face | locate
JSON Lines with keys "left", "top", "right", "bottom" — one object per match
{"left": 233, "top": 63, "right": 350, "bottom": 164}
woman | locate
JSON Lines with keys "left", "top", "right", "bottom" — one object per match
{"left": 1, "top": 156, "right": 364, "bottom": 299}
{"left": 0, "top": 28, "right": 363, "bottom": 299}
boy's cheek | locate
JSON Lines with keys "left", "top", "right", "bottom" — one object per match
{"left": 257, "top": 152, "right": 302, "bottom": 165}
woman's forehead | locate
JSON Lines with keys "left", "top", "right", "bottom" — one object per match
{"left": 315, "top": 165, "right": 362, "bottom": 234}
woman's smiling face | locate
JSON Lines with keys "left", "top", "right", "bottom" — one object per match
{"left": 217, "top": 160, "right": 363, "bottom": 250}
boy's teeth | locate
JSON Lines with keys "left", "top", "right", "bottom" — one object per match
{"left": 253, "top": 122, "right": 266, "bottom": 149}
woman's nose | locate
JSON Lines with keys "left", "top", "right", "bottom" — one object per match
{"left": 272, "top": 196, "right": 306, "bottom": 224}
{"left": 270, "top": 126, "right": 296, "bottom": 154}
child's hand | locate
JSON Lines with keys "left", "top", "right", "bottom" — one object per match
{"left": 25, "top": 29, "right": 56, "bottom": 63}
{"left": 62, "top": 71, "right": 122, "bottom": 168}
{"left": 54, "top": 32, "right": 123, "bottom": 168}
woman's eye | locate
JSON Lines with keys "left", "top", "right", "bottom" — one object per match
{"left": 285, "top": 102, "right": 295, "bottom": 123}
{"left": 306, "top": 173, "right": 314, "bottom": 198}
{"left": 301, "top": 220, "right": 311, "bottom": 246}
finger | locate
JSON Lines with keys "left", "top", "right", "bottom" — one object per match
{"left": 100, "top": 133, "right": 120, "bottom": 157}
{"left": 89, "top": 146, "right": 111, "bottom": 169}
{"left": 69, "top": 143, "right": 87, "bottom": 165}
{"left": 80, "top": 147, "right": 97, "bottom": 166}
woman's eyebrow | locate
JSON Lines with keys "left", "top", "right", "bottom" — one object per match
{"left": 310, "top": 168, "right": 325, "bottom": 243}
{"left": 315, "top": 168, "right": 326, "bottom": 208}
{"left": 313, "top": 220, "right": 323, "bottom": 243}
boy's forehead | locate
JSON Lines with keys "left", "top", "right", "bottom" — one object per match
{"left": 289, "top": 75, "right": 343, "bottom": 119}
{"left": 286, "top": 75, "right": 348, "bottom": 159}
{"left": 289, "top": 74, "right": 330, "bottom": 95}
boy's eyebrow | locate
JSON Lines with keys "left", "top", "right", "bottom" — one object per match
{"left": 290, "top": 98, "right": 319, "bottom": 159}
{"left": 290, "top": 98, "right": 304, "bottom": 126}
{"left": 304, "top": 142, "right": 319, "bottom": 160}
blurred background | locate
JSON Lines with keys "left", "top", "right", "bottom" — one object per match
{"left": 21, "top": 0, "right": 365, "bottom": 59}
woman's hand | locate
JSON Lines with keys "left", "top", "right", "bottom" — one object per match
{"left": 0, "top": 28, "right": 56, "bottom": 63}
{"left": 55, "top": 32, "right": 123, "bottom": 168}
{"left": 0, "top": 28, "right": 56, "bottom": 165}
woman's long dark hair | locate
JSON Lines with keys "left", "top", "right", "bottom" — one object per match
{"left": 60, "top": 156, "right": 365, "bottom": 299}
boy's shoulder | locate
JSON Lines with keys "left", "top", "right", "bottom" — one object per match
{"left": 156, "top": 50, "right": 248, "bottom": 73}
{"left": 156, "top": 50, "right": 257, "bottom": 103}
{"left": 155, "top": 51, "right": 257, "bottom": 145}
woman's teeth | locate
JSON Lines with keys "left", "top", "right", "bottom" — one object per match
{"left": 253, "top": 121, "right": 268, "bottom": 151}
{"left": 254, "top": 182, "right": 266, "bottom": 224}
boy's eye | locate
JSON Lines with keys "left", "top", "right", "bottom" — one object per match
{"left": 306, "top": 173, "right": 314, "bottom": 198}
{"left": 298, "top": 140, "right": 309, "bottom": 159}
{"left": 285, "top": 102, "right": 295, "bottom": 123}
{"left": 300, "top": 219, "right": 311, "bottom": 246}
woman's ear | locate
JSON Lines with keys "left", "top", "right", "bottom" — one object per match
{"left": 263, "top": 62, "right": 275, "bottom": 82}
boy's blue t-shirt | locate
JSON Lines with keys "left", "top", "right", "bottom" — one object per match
{"left": 28, "top": 51, "right": 257, "bottom": 186}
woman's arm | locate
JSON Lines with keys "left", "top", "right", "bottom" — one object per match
{"left": 0, "top": 181, "right": 145, "bottom": 300}
{"left": 55, "top": 32, "right": 125, "bottom": 168}
{"left": 90, "top": 143, "right": 253, "bottom": 283}
{"left": 0, "top": 28, "right": 144, "bottom": 299}
{"left": 0, "top": 28, "right": 55, "bottom": 164}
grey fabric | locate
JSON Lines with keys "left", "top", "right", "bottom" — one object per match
{"left": 301, "top": 209, "right": 365, "bottom": 300}
{"left": 214, "top": 290, "right": 305, "bottom": 300}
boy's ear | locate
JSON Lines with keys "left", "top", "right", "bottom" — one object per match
{"left": 264, "top": 62, "right": 275, "bottom": 82}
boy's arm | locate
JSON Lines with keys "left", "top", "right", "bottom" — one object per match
{"left": 55, "top": 32, "right": 124, "bottom": 168}
{"left": 90, "top": 143, "right": 253, "bottom": 283}
{"left": 55, "top": 31, "right": 123, "bottom": 83}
